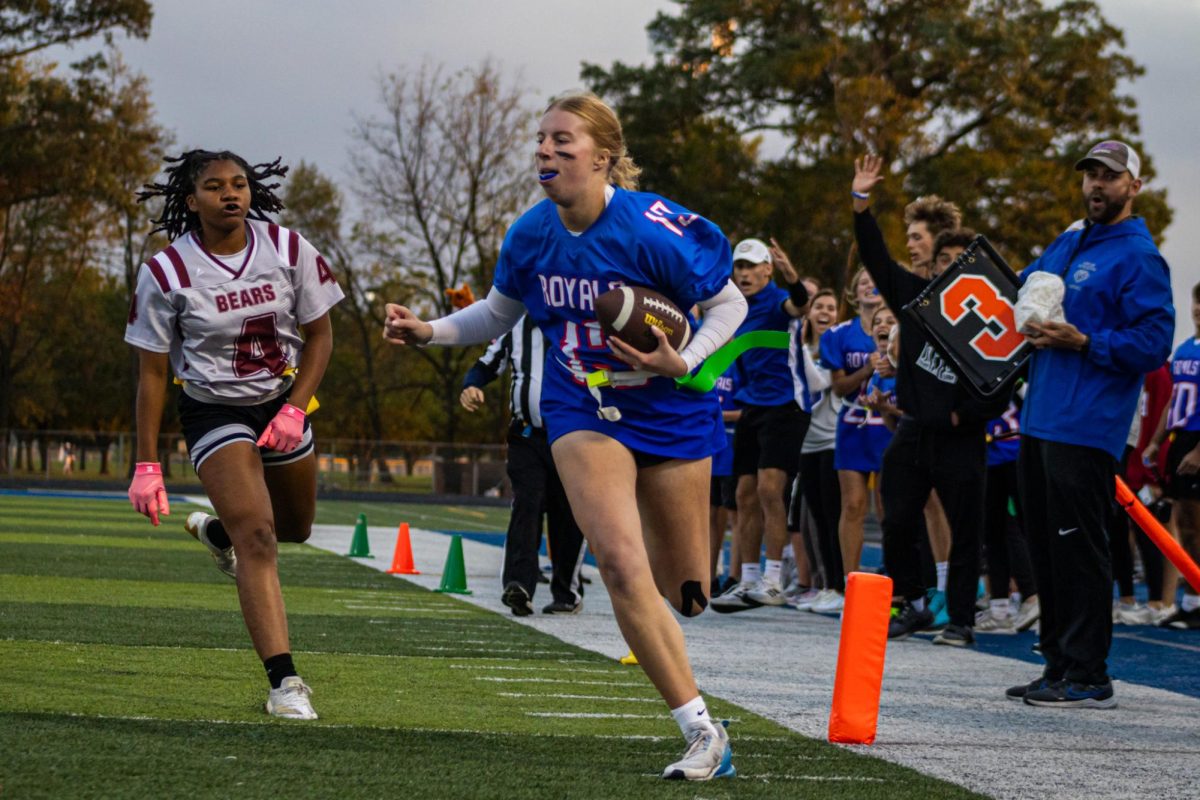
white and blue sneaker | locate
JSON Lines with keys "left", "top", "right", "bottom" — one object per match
{"left": 662, "top": 721, "right": 736, "bottom": 781}
{"left": 185, "top": 512, "right": 236, "bottom": 580}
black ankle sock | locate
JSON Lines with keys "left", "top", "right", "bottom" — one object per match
{"left": 264, "top": 652, "right": 297, "bottom": 689}
{"left": 206, "top": 518, "right": 232, "bottom": 549}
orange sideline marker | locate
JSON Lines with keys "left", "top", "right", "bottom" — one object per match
{"left": 386, "top": 522, "right": 421, "bottom": 575}
{"left": 1116, "top": 476, "right": 1200, "bottom": 592}
{"left": 828, "top": 571, "right": 893, "bottom": 745}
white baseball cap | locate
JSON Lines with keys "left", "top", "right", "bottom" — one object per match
{"left": 732, "top": 238, "right": 772, "bottom": 265}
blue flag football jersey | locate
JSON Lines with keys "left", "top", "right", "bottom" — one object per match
{"left": 1167, "top": 338, "right": 1200, "bottom": 432}
{"left": 711, "top": 368, "right": 739, "bottom": 477}
{"left": 732, "top": 284, "right": 794, "bottom": 406}
{"left": 986, "top": 400, "right": 1022, "bottom": 466}
{"left": 820, "top": 318, "right": 889, "bottom": 472}
{"left": 492, "top": 188, "right": 732, "bottom": 458}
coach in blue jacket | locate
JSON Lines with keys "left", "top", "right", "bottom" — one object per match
{"left": 1007, "top": 141, "right": 1174, "bottom": 709}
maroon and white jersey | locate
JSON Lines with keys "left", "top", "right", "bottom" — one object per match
{"left": 124, "top": 219, "right": 344, "bottom": 405}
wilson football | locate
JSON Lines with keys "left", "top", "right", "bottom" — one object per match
{"left": 595, "top": 286, "right": 691, "bottom": 354}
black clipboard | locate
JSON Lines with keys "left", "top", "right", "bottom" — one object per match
{"left": 902, "top": 236, "right": 1031, "bottom": 400}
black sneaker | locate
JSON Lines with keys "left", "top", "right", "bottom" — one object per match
{"left": 932, "top": 623, "right": 975, "bottom": 647}
{"left": 501, "top": 582, "right": 534, "bottom": 616}
{"left": 1005, "top": 677, "right": 1056, "bottom": 702}
{"left": 542, "top": 599, "right": 582, "bottom": 615}
{"left": 1159, "top": 606, "right": 1200, "bottom": 630}
{"left": 1024, "top": 680, "right": 1116, "bottom": 709}
{"left": 887, "top": 601, "right": 934, "bottom": 640}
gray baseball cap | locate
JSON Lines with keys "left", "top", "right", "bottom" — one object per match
{"left": 1075, "top": 140, "right": 1141, "bottom": 179}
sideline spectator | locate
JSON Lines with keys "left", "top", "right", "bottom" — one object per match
{"left": 709, "top": 365, "right": 741, "bottom": 592}
{"left": 852, "top": 156, "right": 1007, "bottom": 647}
{"left": 461, "top": 314, "right": 587, "bottom": 615}
{"left": 1007, "top": 141, "right": 1174, "bottom": 708}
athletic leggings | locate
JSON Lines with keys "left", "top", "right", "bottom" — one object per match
{"left": 800, "top": 449, "right": 843, "bottom": 592}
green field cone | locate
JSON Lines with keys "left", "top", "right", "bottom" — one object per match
{"left": 434, "top": 534, "right": 472, "bottom": 594}
{"left": 347, "top": 513, "right": 374, "bottom": 558}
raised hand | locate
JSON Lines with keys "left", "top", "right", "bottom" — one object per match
{"left": 769, "top": 237, "right": 799, "bottom": 284}
{"left": 853, "top": 154, "right": 886, "bottom": 197}
{"left": 383, "top": 303, "right": 434, "bottom": 346}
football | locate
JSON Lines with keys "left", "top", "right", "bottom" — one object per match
{"left": 595, "top": 286, "right": 691, "bottom": 354}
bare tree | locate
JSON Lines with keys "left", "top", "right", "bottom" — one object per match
{"left": 349, "top": 59, "right": 536, "bottom": 443}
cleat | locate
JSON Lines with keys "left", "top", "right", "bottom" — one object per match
{"left": 185, "top": 512, "right": 236, "bottom": 580}
{"left": 266, "top": 676, "right": 318, "bottom": 720}
{"left": 501, "top": 582, "right": 534, "bottom": 616}
{"left": 887, "top": 601, "right": 934, "bottom": 640}
{"left": 744, "top": 577, "right": 787, "bottom": 606}
{"left": 1024, "top": 680, "right": 1116, "bottom": 709}
{"left": 1014, "top": 596, "right": 1040, "bottom": 631}
{"left": 932, "top": 623, "right": 975, "bottom": 647}
{"left": 662, "top": 721, "right": 735, "bottom": 781}
{"left": 811, "top": 589, "right": 845, "bottom": 614}
{"left": 541, "top": 599, "right": 582, "bottom": 615}
{"left": 710, "top": 581, "right": 762, "bottom": 614}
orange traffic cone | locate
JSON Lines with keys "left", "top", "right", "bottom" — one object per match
{"left": 386, "top": 522, "right": 420, "bottom": 575}
{"left": 827, "top": 571, "right": 894, "bottom": 744}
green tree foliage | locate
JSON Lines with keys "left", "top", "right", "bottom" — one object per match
{"left": 584, "top": 0, "right": 1171, "bottom": 287}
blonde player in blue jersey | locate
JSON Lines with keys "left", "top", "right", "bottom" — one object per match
{"left": 126, "top": 150, "right": 344, "bottom": 720}
{"left": 383, "top": 92, "right": 747, "bottom": 780}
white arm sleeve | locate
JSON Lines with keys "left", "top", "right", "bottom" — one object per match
{"left": 427, "top": 287, "right": 526, "bottom": 346}
{"left": 802, "top": 344, "right": 832, "bottom": 392}
{"left": 679, "top": 280, "right": 748, "bottom": 373}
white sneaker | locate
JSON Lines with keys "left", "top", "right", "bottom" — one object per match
{"left": 744, "top": 577, "right": 787, "bottom": 606}
{"left": 661, "top": 723, "right": 735, "bottom": 781}
{"left": 266, "top": 676, "right": 318, "bottom": 720}
{"left": 1152, "top": 604, "right": 1179, "bottom": 626}
{"left": 710, "top": 581, "right": 760, "bottom": 613}
{"left": 974, "top": 607, "right": 1016, "bottom": 634}
{"left": 787, "top": 588, "right": 822, "bottom": 610}
{"left": 1113, "top": 601, "right": 1154, "bottom": 626}
{"left": 811, "top": 589, "right": 845, "bottom": 614}
{"left": 185, "top": 512, "right": 236, "bottom": 580}
{"left": 1013, "top": 596, "right": 1040, "bottom": 632}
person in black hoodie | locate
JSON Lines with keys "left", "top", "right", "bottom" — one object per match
{"left": 851, "top": 154, "right": 1011, "bottom": 646}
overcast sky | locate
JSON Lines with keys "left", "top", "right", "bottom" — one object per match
{"left": 56, "top": 0, "right": 1200, "bottom": 341}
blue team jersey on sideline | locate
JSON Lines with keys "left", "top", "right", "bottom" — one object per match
{"left": 986, "top": 400, "right": 1022, "bottom": 466}
{"left": 788, "top": 318, "right": 822, "bottom": 413}
{"left": 492, "top": 188, "right": 732, "bottom": 459}
{"left": 732, "top": 284, "right": 794, "bottom": 407}
{"left": 711, "top": 368, "right": 739, "bottom": 476}
{"left": 1167, "top": 338, "right": 1200, "bottom": 432}
{"left": 821, "top": 318, "right": 888, "bottom": 472}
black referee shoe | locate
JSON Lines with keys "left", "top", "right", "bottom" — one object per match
{"left": 501, "top": 582, "right": 534, "bottom": 616}
{"left": 542, "top": 599, "right": 582, "bottom": 615}
{"left": 932, "top": 623, "right": 975, "bottom": 647}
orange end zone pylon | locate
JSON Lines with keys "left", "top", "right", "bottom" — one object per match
{"left": 1116, "top": 476, "right": 1200, "bottom": 592}
{"left": 386, "top": 522, "right": 420, "bottom": 575}
{"left": 828, "top": 571, "right": 894, "bottom": 745}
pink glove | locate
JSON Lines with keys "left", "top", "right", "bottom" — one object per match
{"left": 128, "top": 461, "right": 169, "bottom": 526}
{"left": 257, "top": 403, "right": 306, "bottom": 453}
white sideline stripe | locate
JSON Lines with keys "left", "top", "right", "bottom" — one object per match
{"left": 742, "top": 774, "right": 886, "bottom": 783}
{"left": 499, "top": 692, "right": 660, "bottom": 703}
{"left": 527, "top": 712, "right": 663, "bottom": 719}
{"left": 342, "top": 605, "right": 470, "bottom": 614}
{"left": 415, "top": 647, "right": 567, "bottom": 656}
{"left": 449, "top": 663, "right": 610, "bottom": 671}
{"left": 475, "top": 677, "right": 643, "bottom": 686}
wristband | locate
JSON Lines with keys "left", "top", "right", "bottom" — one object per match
{"left": 851, "top": 190, "right": 871, "bottom": 200}
{"left": 135, "top": 461, "right": 163, "bottom": 475}
{"left": 786, "top": 280, "right": 809, "bottom": 308}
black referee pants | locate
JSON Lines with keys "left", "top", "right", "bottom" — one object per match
{"left": 1018, "top": 436, "right": 1114, "bottom": 684}
{"left": 880, "top": 417, "right": 987, "bottom": 627}
{"left": 503, "top": 425, "right": 587, "bottom": 606}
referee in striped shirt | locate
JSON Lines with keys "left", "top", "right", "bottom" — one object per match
{"left": 461, "top": 314, "right": 587, "bottom": 615}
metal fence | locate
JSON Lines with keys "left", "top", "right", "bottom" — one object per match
{"left": 2, "top": 430, "right": 510, "bottom": 497}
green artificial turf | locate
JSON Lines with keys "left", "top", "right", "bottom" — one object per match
{"left": 0, "top": 495, "right": 986, "bottom": 799}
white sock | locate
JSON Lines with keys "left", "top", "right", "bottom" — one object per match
{"left": 741, "top": 563, "right": 761, "bottom": 585}
{"left": 990, "top": 598, "right": 1009, "bottom": 617}
{"left": 1183, "top": 593, "right": 1200, "bottom": 613}
{"left": 782, "top": 543, "right": 794, "bottom": 559}
{"left": 912, "top": 596, "right": 927, "bottom": 612}
{"left": 936, "top": 561, "right": 948, "bottom": 593}
{"left": 763, "top": 559, "right": 782, "bottom": 586}
{"left": 670, "top": 696, "right": 717, "bottom": 739}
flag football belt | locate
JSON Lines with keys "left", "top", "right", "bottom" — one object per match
{"left": 556, "top": 360, "right": 655, "bottom": 422}
{"left": 173, "top": 367, "right": 320, "bottom": 414}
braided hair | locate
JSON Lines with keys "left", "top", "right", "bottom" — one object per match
{"left": 137, "top": 149, "right": 288, "bottom": 240}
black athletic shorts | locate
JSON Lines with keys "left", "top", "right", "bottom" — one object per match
{"left": 732, "top": 402, "right": 808, "bottom": 476}
{"left": 1166, "top": 430, "right": 1200, "bottom": 500}
{"left": 179, "top": 391, "right": 314, "bottom": 471}
{"left": 709, "top": 474, "right": 737, "bottom": 510}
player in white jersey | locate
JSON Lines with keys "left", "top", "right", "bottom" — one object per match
{"left": 125, "top": 150, "right": 344, "bottom": 719}
{"left": 383, "top": 93, "right": 746, "bottom": 781}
